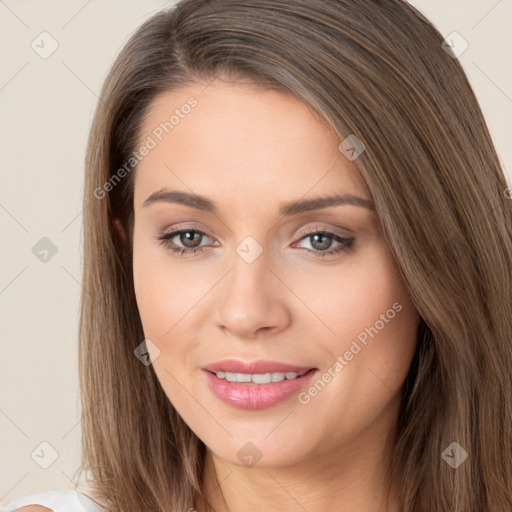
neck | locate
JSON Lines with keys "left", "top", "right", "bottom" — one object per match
{"left": 195, "top": 415, "right": 400, "bottom": 512}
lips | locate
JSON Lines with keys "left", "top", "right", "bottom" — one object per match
{"left": 203, "top": 366, "right": 319, "bottom": 410}
{"left": 202, "top": 359, "right": 316, "bottom": 374}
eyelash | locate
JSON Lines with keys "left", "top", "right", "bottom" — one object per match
{"left": 155, "top": 225, "right": 355, "bottom": 258}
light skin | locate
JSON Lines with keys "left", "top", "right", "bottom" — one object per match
{"left": 128, "top": 79, "right": 420, "bottom": 512}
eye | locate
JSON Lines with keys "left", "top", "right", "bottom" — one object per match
{"left": 156, "top": 227, "right": 215, "bottom": 257}
{"left": 293, "top": 226, "right": 355, "bottom": 257}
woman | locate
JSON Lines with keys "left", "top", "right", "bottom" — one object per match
{"left": 5, "top": 0, "right": 512, "bottom": 511}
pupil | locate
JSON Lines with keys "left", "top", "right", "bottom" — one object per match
{"left": 312, "top": 234, "right": 331, "bottom": 250}
{"left": 182, "top": 231, "right": 200, "bottom": 248}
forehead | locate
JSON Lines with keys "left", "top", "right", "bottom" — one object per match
{"left": 133, "top": 80, "right": 370, "bottom": 211}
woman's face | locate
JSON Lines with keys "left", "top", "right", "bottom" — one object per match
{"left": 131, "top": 79, "right": 420, "bottom": 469}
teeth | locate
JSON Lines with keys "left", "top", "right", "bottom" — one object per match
{"left": 214, "top": 370, "right": 308, "bottom": 383}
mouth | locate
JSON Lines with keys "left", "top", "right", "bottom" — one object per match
{"left": 201, "top": 361, "right": 319, "bottom": 410}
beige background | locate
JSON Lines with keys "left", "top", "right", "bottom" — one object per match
{"left": 1, "top": 0, "right": 511, "bottom": 506}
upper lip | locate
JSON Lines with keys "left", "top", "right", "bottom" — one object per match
{"left": 202, "top": 359, "right": 316, "bottom": 374}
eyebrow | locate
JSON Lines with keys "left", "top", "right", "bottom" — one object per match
{"left": 142, "top": 189, "right": 375, "bottom": 215}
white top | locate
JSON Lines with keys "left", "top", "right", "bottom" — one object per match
{"left": 2, "top": 489, "right": 105, "bottom": 512}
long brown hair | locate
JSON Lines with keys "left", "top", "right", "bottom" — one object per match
{"left": 74, "top": 1, "right": 512, "bottom": 510}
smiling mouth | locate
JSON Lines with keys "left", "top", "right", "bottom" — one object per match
{"left": 203, "top": 367, "right": 319, "bottom": 410}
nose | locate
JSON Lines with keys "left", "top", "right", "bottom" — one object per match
{"left": 214, "top": 247, "right": 291, "bottom": 339}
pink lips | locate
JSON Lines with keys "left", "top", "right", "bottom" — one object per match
{"left": 202, "top": 359, "right": 318, "bottom": 410}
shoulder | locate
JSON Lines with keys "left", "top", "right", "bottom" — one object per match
{"left": 2, "top": 489, "right": 105, "bottom": 512}
{"left": 15, "top": 507, "right": 52, "bottom": 512}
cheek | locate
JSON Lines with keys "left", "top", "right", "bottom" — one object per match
{"left": 284, "top": 241, "right": 416, "bottom": 354}
{"left": 331, "top": 251, "right": 418, "bottom": 377}
{"left": 133, "top": 236, "right": 164, "bottom": 335}
{"left": 132, "top": 233, "right": 200, "bottom": 338}
{"left": 132, "top": 238, "right": 198, "bottom": 395}
{"left": 290, "top": 242, "right": 419, "bottom": 401}
{"left": 287, "top": 253, "right": 419, "bottom": 448}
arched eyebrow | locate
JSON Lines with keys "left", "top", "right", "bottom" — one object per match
{"left": 142, "top": 189, "right": 375, "bottom": 214}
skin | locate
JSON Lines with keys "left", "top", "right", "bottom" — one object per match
{"left": 128, "top": 79, "right": 420, "bottom": 512}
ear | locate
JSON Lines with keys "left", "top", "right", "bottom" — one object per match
{"left": 113, "top": 217, "right": 126, "bottom": 243}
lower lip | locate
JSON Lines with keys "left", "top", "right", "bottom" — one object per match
{"left": 203, "top": 369, "right": 318, "bottom": 410}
